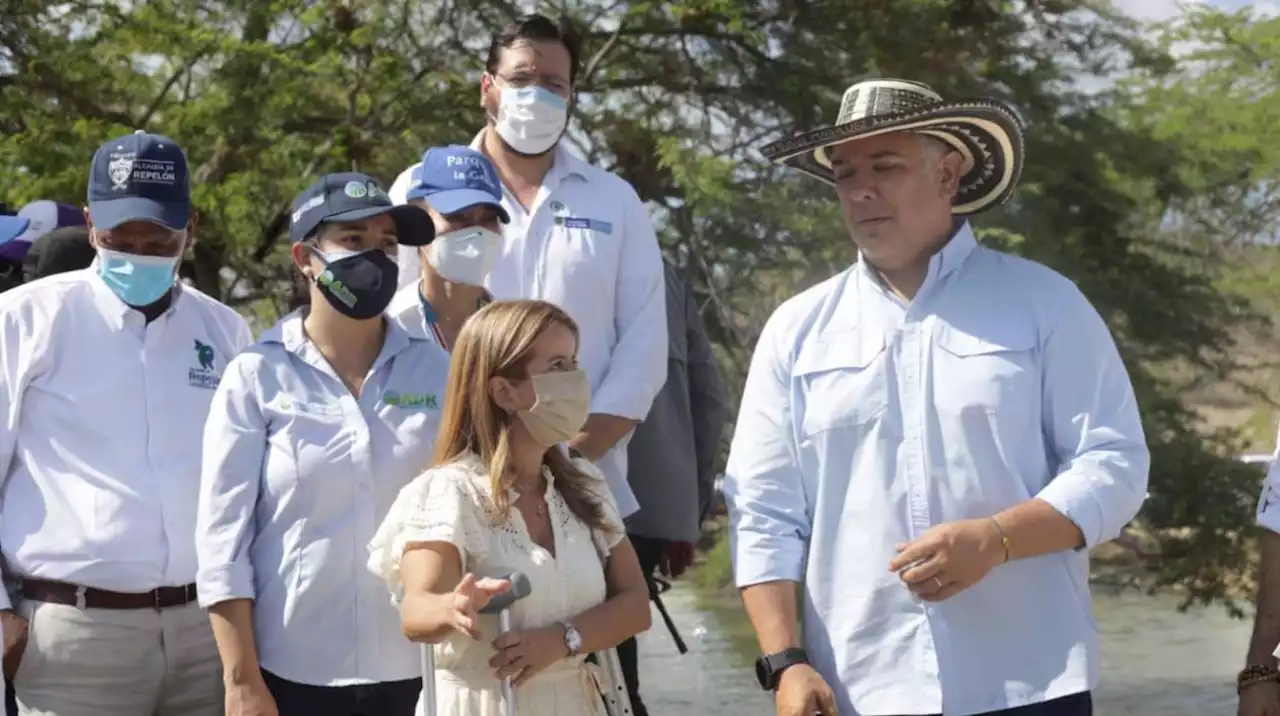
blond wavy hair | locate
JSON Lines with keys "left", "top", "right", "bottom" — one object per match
{"left": 431, "top": 299, "right": 614, "bottom": 535}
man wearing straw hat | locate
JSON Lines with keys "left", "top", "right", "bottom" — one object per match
{"left": 723, "top": 78, "right": 1149, "bottom": 716}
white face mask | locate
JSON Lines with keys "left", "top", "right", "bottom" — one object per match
{"left": 425, "top": 226, "right": 500, "bottom": 286}
{"left": 493, "top": 85, "right": 568, "bottom": 156}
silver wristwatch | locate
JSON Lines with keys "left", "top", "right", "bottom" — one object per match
{"left": 560, "top": 620, "right": 583, "bottom": 656}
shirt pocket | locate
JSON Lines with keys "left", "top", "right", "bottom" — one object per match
{"left": 795, "top": 330, "right": 889, "bottom": 436}
{"left": 933, "top": 323, "right": 1037, "bottom": 416}
{"left": 542, "top": 222, "right": 614, "bottom": 298}
{"left": 266, "top": 400, "right": 351, "bottom": 484}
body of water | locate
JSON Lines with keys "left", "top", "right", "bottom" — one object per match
{"left": 631, "top": 582, "right": 1250, "bottom": 716}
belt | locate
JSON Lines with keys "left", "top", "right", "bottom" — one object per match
{"left": 19, "top": 578, "right": 198, "bottom": 610}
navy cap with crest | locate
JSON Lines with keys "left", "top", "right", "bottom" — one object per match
{"left": 289, "top": 172, "right": 435, "bottom": 246}
{"left": 87, "top": 130, "right": 191, "bottom": 231}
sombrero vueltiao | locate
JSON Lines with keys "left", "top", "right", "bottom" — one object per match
{"left": 760, "top": 78, "right": 1027, "bottom": 215}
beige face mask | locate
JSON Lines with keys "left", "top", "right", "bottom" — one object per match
{"left": 515, "top": 370, "right": 590, "bottom": 447}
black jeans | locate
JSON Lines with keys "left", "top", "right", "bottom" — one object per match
{"left": 898, "top": 691, "right": 1093, "bottom": 716}
{"left": 614, "top": 534, "right": 666, "bottom": 716}
{"left": 262, "top": 669, "right": 421, "bottom": 716}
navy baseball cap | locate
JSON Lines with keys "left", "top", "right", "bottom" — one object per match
{"left": 405, "top": 145, "right": 510, "bottom": 223}
{"left": 87, "top": 130, "right": 191, "bottom": 231}
{"left": 290, "top": 172, "right": 435, "bottom": 246}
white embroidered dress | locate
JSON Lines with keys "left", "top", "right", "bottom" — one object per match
{"left": 368, "top": 454, "right": 623, "bottom": 716}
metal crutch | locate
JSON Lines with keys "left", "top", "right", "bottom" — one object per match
{"left": 417, "top": 571, "right": 533, "bottom": 716}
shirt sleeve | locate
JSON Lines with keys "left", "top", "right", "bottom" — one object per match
{"left": 1256, "top": 423, "right": 1280, "bottom": 533}
{"left": 196, "top": 354, "right": 268, "bottom": 608}
{"left": 723, "top": 311, "right": 810, "bottom": 588}
{"left": 366, "top": 466, "right": 493, "bottom": 605}
{"left": 0, "top": 309, "right": 24, "bottom": 611}
{"left": 1034, "top": 283, "right": 1150, "bottom": 548}
{"left": 588, "top": 187, "right": 668, "bottom": 421}
{"left": 570, "top": 457, "right": 625, "bottom": 555}
{"left": 684, "top": 279, "right": 730, "bottom": 523}
{"left": 0, "top": 298, "right": 49, "bottom": 611}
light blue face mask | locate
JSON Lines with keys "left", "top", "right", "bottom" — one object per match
{"left": 96, "top": 247, "right": 181, "bottom": 307}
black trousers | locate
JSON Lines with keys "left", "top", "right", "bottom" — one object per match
{"left": 614, "top": 534, "right": 666, "bottom": 716}
{"left": 262, "top": 669, "right": 421, "bottom": 716}
{"left": 898, "top": 691, "right": 1093, "bottom": 716}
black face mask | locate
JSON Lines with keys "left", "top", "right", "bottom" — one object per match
{"left": 311, "top": 249, "right": 398, "bottom": 320}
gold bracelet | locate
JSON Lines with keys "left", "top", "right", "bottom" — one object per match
{"left": 990, "top": 516, "right": 1011, "bottom": 563}
{"left": 1238, "top": 664, "right": 1280, "bottom": 694}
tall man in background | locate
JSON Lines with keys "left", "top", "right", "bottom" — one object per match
{"left": 391, "top": 13, "right": 667, "bottom": 519}
{"left": 621, "top": 261, "right": 730, "bottom": 715}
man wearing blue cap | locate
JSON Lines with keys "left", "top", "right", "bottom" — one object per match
{"left": 387, "top": 145, "right": 507, "bottom": 350}
{"left": 0, "top": 131, "right": 252, "bottom": 716}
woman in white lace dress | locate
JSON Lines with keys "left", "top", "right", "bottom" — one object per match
{"left": 368, "top": 299, "right": 651, "bottom": 716}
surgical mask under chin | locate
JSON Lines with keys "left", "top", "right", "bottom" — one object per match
{"left": 96, "top": 247, "right": 181, "bottom": 307}
{"left": 310, "top": 248, "right": 398, "bottom": 320}
{"left": 493, "top": 85, "right": 568, "bottom": 156}
{"left": 426, "top": 227, "right": 500, "bottom": 286}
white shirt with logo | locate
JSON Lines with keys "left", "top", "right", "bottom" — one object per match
{"left": 196, "top": 309, "right": 450, "bottom": 686}
{"left": 388, "top": 134, "right": 668, "bottom": 518}
{"left": 0, "top": 268, "right": 253, "bottom": 609}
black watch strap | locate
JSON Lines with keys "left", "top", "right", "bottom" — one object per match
{"left": 755, "top": 647, "right": 809, "bottom": 691}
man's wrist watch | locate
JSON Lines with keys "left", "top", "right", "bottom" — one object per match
{"left": 560, "top": 621, "right": 583, "bottom": 657}
{"left": 755, "top": 647, "right": 809, "bottom": 691}
{"left": 1238, "top": 663, "right": 1280, "bottom": 693}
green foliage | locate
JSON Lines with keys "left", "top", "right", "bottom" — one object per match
{"left": 2, "top": 0, "right": 1278, "bottom": 612}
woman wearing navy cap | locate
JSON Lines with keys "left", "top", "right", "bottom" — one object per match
{"left": 196, "top": 173, "right": 446, "bottom": 716}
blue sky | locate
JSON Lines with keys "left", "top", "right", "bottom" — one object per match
{"left": 1114, "top": 0, "right": 1274, "bottom": 19}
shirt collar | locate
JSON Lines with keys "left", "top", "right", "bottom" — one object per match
{"left": 263, "top": 307, "right": 417, "bottom": 375}
{"left": 856, "top": 220, "right": 978, "bottom": 296}
{"left": 469, "top": 129, "right": 590, "bottom": 185}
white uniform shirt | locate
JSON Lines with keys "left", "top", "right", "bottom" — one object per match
{"left": 0, "top": 268, "right": 252, "bottom": 609}
{"left": 725, "top": 226, "right": 1149, "bottom": 715}
{"left": 389, "top": 133, "right": 668, "bottom": 518}
{"left": 196, "top": 310, "right": 450, "bottom": 686}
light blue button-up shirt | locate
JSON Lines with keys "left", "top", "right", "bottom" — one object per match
{"left": 724, "top": 224, "right": 1149, "bottom": 716}
{"left": 196, "top": 310, "right": 450, "bottom": 687}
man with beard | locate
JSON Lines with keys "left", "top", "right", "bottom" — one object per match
{"left": 391, "top": 14, "right": 667, "bottom": 524}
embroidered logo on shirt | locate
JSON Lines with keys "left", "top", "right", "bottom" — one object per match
{"left": 188, "top": 339, "right": 221, "bottom": 389}
{"left": 382, "top": 390, "right": 438, "bottom": 410}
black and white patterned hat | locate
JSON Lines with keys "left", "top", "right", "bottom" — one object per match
{"left": 760, "top": 78, "right": 1026, "bottom": 215}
